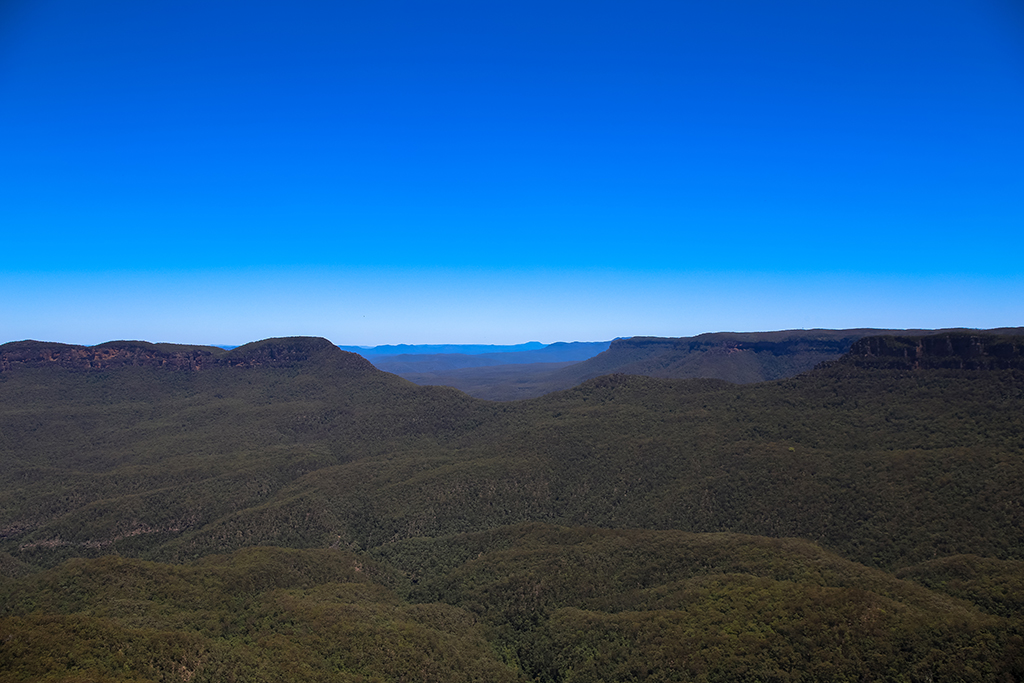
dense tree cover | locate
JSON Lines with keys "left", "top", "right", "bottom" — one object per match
{"left": 897, "top": 555, "right": 1024, "bottom": 619}
{"left": 6, "top": 358, "right": 1020, "bottom": 570}
{"left": 2, "top": 529, "right": 1022, "bottom": 681}
{"left": 1, "top": 333, "right": 1023, "bottom": 680}
{"left": 371, "top": 525, "right": 1024, "bottom": 680}
{"left": 0, "top": 546, "right": 520, "bottom": 682}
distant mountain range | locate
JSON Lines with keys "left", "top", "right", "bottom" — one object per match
{"left": 338, "top": 341, "right": 549, "bottom": 356}
{"left": 384, "top": 327, "right": 1024, "bottom": 400}
{"left": 366, "top": 340, "right": 611, "bottom": 374}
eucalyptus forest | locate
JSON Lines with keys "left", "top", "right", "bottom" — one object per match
{"left": 1, "top": 331, "right": 1022, "bottom": 681}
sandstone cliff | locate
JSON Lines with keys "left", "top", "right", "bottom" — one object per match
{"left": 844, "top": 332, "right": 1024, "bottom": 370}
{"left": 0, "top": 337, "right": 374, "bottom": 373}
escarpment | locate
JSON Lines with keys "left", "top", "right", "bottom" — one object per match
{"left": 0, "top": 336, "right": 374, "bottom": 373}
{"left": 844, "top": 332, "right": 1024, "bottom": 370}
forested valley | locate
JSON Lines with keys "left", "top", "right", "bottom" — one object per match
{"left": 1, "top": 332, "right": 1023, "bottom": 681}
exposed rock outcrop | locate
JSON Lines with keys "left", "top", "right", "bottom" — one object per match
{"left": 0, "top": 337, "right": 373, "bottom": 373}
{"left": 0, "top": 340, "right": 218, "bottom": 372}
{"left": 844, "top": 333, "right": 1024, "bottom": 370}
{"left": 545, "top": 329, "right": 877, "bottom": 386}
{"left": 835, "top": 333, "right": 1019, "bottom": 370}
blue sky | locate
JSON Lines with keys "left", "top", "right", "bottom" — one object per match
{"left": 2, "top": 0, "right": 1022, "bottom": 345}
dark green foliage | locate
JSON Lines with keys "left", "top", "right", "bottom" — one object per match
{"left": 0, "top": 553, "right": 34, "bottom": 580}
{"left": 897, "top": 555, "right": 1024, "bottom": 619}
{"left": 3, "top": 336, "right": 1024, "bottom": 570}
{"left": 0, "top": 547, "right": 521, "bottom": 682}
{"left": 370, "top": 525, "right": 1024, "bottom": 681}
{"left": 390, "top": 361, "right": 580, "bottom": 401}
{"left": 3, "top": 530, "right": 1022, "bottom": 682}
{"left": 1, "top": 333, "right": 1023, "bottom": 680}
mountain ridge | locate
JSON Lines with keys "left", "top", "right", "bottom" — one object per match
{"left": 392, "top": 327, "right": 1024, "bottom": 399}
{"left": 842, "top": 331, "right": 1024, "bottom": 370}
{"left": 339, "top": 341, "right": 548, "bottom": 356}
{"left": 548, "top": 327, "right": 1024, "bottom": 385}
{"left": 369, "top": 341, "right": 612, "bottom": 374}
{"left": 0, "top": 336, "right": 374, "bottom": 373}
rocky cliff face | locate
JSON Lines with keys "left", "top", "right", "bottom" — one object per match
{"left": 551, "top": 330, "right": 871, "bottom": 386}
{"left": 0, "top": 341, "right": 216, "bottom": 372}
{"left": 0, "top": 337, "right": 372, "bottom": 373}
{"left": 610, "top": 335, "right": 854, "bottom": 358}
{"left": 845, "top": 333, "right": 1024, "bottom": 370}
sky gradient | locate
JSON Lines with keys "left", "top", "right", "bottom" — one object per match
{"left": 2, "top": 1, "right": 1022, "bottom": 345}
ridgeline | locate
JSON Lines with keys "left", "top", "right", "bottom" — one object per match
{"left": 387, "top": 327, "right": 1024, "bottom": 400}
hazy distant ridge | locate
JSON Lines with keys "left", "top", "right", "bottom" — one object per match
{"left": 393, "top": 328, "right": 1024, "bottom": 400}
{"left": 339, "top": 341, "right": 547, "bottom": 356}
{"left": 368, "top": 341, "right": 611, "bottom": 374}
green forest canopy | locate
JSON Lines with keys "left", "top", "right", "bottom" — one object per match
{"left": 1, "top": 332, "right": 1022, "bottom": 681}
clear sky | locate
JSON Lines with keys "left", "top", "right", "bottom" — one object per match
{"left": 2, "top": 0, "right": 1022, "bottom": 345}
